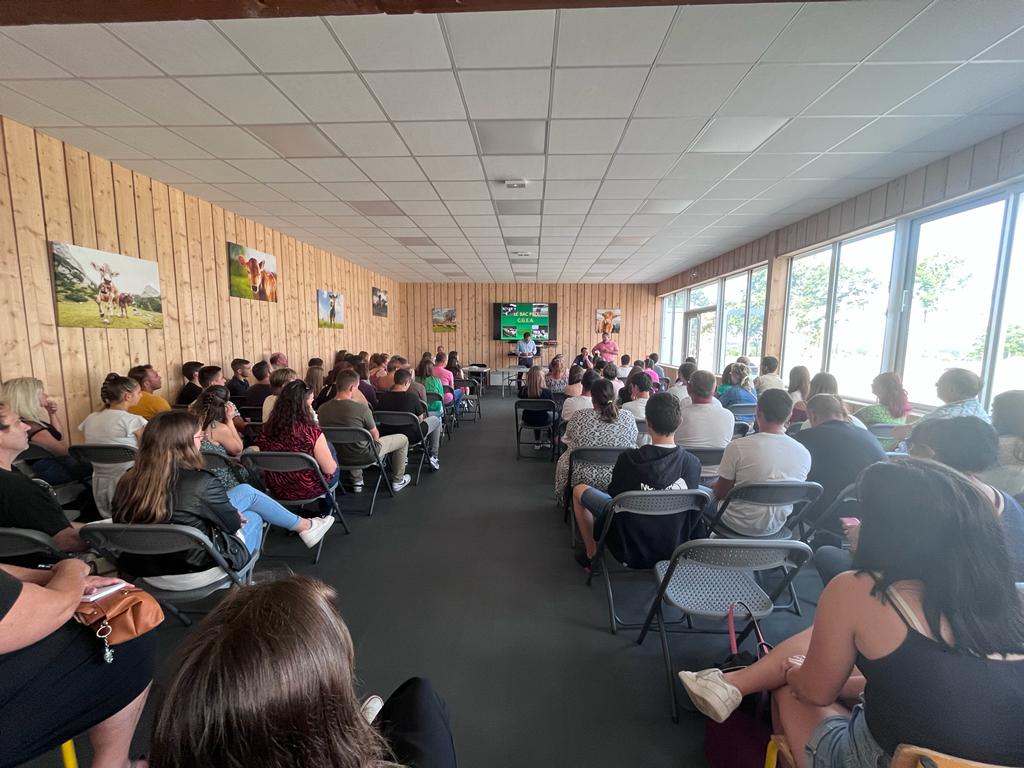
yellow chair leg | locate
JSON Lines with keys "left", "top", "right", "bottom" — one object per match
{"left": 765, "top": 739, "right": 778, "bottom": 768}
{"left": 60, "top": 740, "right": 79, "bottom": 768}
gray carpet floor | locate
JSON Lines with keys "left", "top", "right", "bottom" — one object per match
{"left": 27, "top": 394, "right": 817, "bottom": 767}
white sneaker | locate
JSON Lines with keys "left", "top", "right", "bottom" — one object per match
{"left": 298, "top": 516, "right": 335, "bottom": 548}
{"left": 677, "top": 668, "right": 742, "bottom": 723}
{"left": 533, "top": 442, "right": 543, "bottom": 451}
{"left": 429, "top": 455, "right": 440, "bottom": 471}
{"left": 391, "top": 474, "right": 412, "bottom": 492}
{"left": 360, "top": 694, "right": 384, "bottom": 724}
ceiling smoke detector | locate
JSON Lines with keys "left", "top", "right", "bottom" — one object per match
{"left": 504, "top": 179, "right": 528, "bottom": 189}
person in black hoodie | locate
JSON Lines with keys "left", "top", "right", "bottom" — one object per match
{"left": 570, "top": 392, "right": 701, "bottom": 569}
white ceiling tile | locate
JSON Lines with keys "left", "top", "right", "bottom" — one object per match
{"left": 99, "top": 127, "right": 210, "bottom": 158}
{"left": 399, "top": 200, "right": 449, "bottom": 215}
{"left": 174, "top": 183, "right": 240, "bottom": 201}
{"left": 790, "top": 153, "right": 886, "bottom": 179}
{"left": 434, "top": 181, "right": 491, "bottom": 200}
{"left": 5, "top": 80, "right": 151, "bottom": 126}
{"left": 116, "top": 159, "right": 198, "bottom": 183}
{"left": 833, "top": 115, "right": 959, "bottom": 152}
{"left": 636, "top": 65, "right": 749, "bottom": 117}
{"left": 245, "top": 124, "right": 340, "bottom": 157}
{"left": 0, "top": 85, "right": 78, "bottom": 126}
{"left": 978, "top": 26, "right": 1024, "bottom": 61}
{"left": 418, "top": 156, "right": 485, "bottom": 181}
{"left": 456, "top": 214, "right": 499, "bottom": 226}
{"left": 543, "top": 199, "right": 593, "bottom": 214}
{"left": 165, "top": 159, "right": 255, "bottom": 183}
{"left": 762, "top": 1, "right": 930, "bottom": 63}
{"left": 214, "top": 18, "right": 350, "bottom": 72}
{"left": 552, "top": 68, "right": 648, "bottom": 118}
{"left": 178, "top": 76, "right": 306, "bottom": 124}
{"left": 106, "top": 20, "right": 255, "bottom": 75}
{"left": 445, "top": 200, "right": 495, "bottom": 215}
{"left": 690, "top": 117, "right": 788, "bottom": 153}
{"left": 444, "top": 10, "right": 555, "bottom": 68}
{"left": 302, "top": 201, "right": 357, "bottom": 215}
{"left": 606, "top": 154, "right": 676, "bottom": 179}
{"left": 720, "top": 64, "right": 852, "bottom": 117}
{"left": 43, "top": 127, "right": 152, "bottom": 159}
{"left": 365, "top": 71, "right": 466, "bottom": 120}
{"left": 545, "top": 180, "right": 601, "bottom": 199}
{"left": 806, "top": 64, "right": 957, "bottom": 116}
{"left": 557, "top": 6, "right": 676, "bottom": 66}
{"left": 270, "top": 74, "right": 384, "bottom": 122}
{"left": 704, "top": 178, "right": 776, "bottom": 198}
{"left": 289, "top": 157, "right": 368, "bottom": 182}
{"left": 618, "top": 118, "right": 706, "bottom": 154}
{"left": 545, "top": 155, "right": 611, "bottom": 179}
{"left": 0, "top": 34, "right": 71, "bottom": 78}
{"left": 396, "top": 122, "right": 477, "bottom": 155}
{"left": 598, "top": 179, "right": 656, "bottom": 198}
{"left": 170, "top": 126, "right": 276, "bottom": 158}
{"left": 321, "top": 182, "right": 387, "bottom": 201}
{"left": 660, "top": 3, "right": 800, "bottom": 64}
{"left": 327, "top": 14, "right": 450, "bottom": 70}
{"left": 88, "top": 78, "right": 230, "bottom": 125}
{"left": 585, "top": 213, "right": 629, "bottom": 227}
{"left": 548, "top": 119, "right": 626, "bottom": 153}
{"left": 481, "top": 155, "right": 546, "bottom": 181}
{"left": 320, "top": 123, "right": 408, "bottom": 157}
{"left": 226, "top": 159, "right": 310, "bottom": 182}
{"left": 214, "top": 183, "right": 285, "bottom": 201}
{"left": 729, "top": 153, "right": 815, "bottom": 179}
{"left": 5, "top": 24, "right": 160, "bottom": 77}
{"left": 894, "top": 63, "right": 1024, "bottom": 116}
{"left": 666, "top": 153, "right": 747, "bottom": 179}
{"left": 870, "top": 0, "right": 1024, "bottom": 62}
{"left": 901, "top": 114, "right": 1024, "bottom": 152}
{"left": 411, "top": 215, "right": 457, "bottom": 228}
{"left": 352, "top": 157, "right": 426, "bottom": 182}
{"left": 589, "top": 199, "right": 642, "bottom": 214}
{"left": 460, "top": 69, "right": 551, "bottom": 119}
{"left": 649, "top": 178, "right": 714, "bottom": 198}
{"left": 757, "top": 117, "right": 874, "bottom": 153}
{"left": 627, "top": 213, "right": 676, "bottom": 227}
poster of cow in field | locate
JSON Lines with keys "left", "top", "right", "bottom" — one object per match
{"left": 51, "top": 242, "right": 163, "bottom": 329}
{"left": 228, "top": 243, "right": 279, "bottom": 303}
{"left": 317, "top": 289, "right": 344, "bottom": 329}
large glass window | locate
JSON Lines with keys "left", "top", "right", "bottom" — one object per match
{"left": 782, "top": 247, "right": 832, "bottom": 375}
{"left": 902, "top": 200, "right": 1005, "bottom": 406}
{"left": 723, "top": 274, "right": 748, "bottom": 361}
{"left": 671, "top": 292, "right": 687, "bottom": 365}
{"left": 746, "top": 267, "right": 767, "bottom": 359}
{"left": 990, "top": 194, "right": 1023, "bottom": 399}
{"left": 828, "top": 229, "right": 896, "bottom": 400}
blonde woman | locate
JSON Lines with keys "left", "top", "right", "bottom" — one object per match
{"left": 304, "top": 357, "right": 325, "bottom": 394}
{"left": 518, "top": 366, "right": 554, "bottom": 449}
{"left": 544, "top": 355, "right": 568, "bottom": 394}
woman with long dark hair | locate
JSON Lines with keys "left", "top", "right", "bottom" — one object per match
{"left": 680, "top": 458, "right": 1024, "bottom": 767}
{"left": 854, "top": 372, "right": 912, "bottom": 449}
{"left": 787, "top": 366, "right": 811, "bottom": 409}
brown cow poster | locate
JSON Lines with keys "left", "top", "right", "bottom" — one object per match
{"left": 228, "top": 242, "right": 278, "bottom": 302}
{"left": 51, "top": 241, "right": 163, "bottom": 329}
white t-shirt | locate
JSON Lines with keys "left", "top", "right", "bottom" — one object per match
{"left": 675, "top": 402, "right": 734, "bottom": 449}
{"left": 79, "top": 409, "right": 147, "bottom": 446}
{"left": 754, "top": 373, "right": 785, "bottom": 395}
{"left": 561, "top": 395, "right": 592, "bottom": 425}
{"left": 622, "top": 397, "right": 649, "bottom": 421}
{"left": 667, "top": 384, "right": 691, "bottom": 405}
{"left": 609, "top": 378, "right": 624, "bottom": 394}
{"left": 717, "top": 432, "right": 812, "bottom": 536}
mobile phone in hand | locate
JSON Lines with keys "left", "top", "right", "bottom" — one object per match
{"left": 839, "top": 517, "right": 861, "bottom": 528}
{"left": 83, "top": 582, "right": 127, "bottom": 602}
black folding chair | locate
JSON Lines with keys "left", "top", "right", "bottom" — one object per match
{"left": 453, "top": 377, "right": 482, "bottom": 422}
{"left": 237, "top": 405, "right": 264, "bottom": 424}
{"left": 0, "top": 527, "right": 70, "bottom": 565}
{"left": 320, "top": 426, "right": 395, "bottom": 516}
{"left": 733, "top": 421, "right": 751, "bottom": 438}
{"left": 68, "top": 444, "right": 138, "bottom": 465}
{"left": 867, "top": 423, "right": 897, "bottom": 443}
{"left": 514, "top": 399, "right": 559, "bottom": 461}
{"left": 728, "top": 403, "right": 757, "bottom": 420}
{"left": 683, "top": 447, "right": 726, "bottom": 484}
{"left": 562, "top": 447, "right": 630, "bottom": 544}
{"left": 427, "top": 392, "right": 455, "bottom": 441}
{"left": 14, "top": 443, "right": 89, "bottom": 507}
{"left": 374, "top": 411, "right": 431, "bottom": 485}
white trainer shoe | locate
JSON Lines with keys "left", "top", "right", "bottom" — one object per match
{"left": 429, "top": 455, "right": 440, "bottom": 471}
{"left": 392, "top": 474, "right": 412, "bottom": 492}
{"left": 678, "top": 668, "right": 742, "bottom": 723}
{"left": 360, "top": 694, "right": 384, "bottom": 724}
{"left": 298, "top": 516, "right": 335, "bottom": 548}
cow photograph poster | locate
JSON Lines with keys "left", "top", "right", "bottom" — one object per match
{"left": 595, "top": 308, "right": 621, "bottom": 334}
{"left": 317, "top": 290, "right": 344, "bottom": 329}
{"left": 372, "top": 287, "right": 388, "bottom": 317}
{"left": 51, "top": 242, "right": 163, "bottom": 329}
{"left": 228, "top": 242, "right": 278, "bottom": 302}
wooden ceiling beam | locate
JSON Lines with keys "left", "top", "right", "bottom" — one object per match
{"left": 0, "top": 0, "right": 846, "bottom": 27}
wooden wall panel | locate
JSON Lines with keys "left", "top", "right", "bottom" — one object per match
{"left": 0, "top": 116, "right": 402, "bottom": 441}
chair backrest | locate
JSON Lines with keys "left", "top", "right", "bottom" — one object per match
{"left": 515, "top": 399, "right": 557, "bottom": 416}
{"left": 426, "top": 391, "right": 442, "bottom": 404}
{"left": 242, "top": 451, "right": 330, "bottom": 494}
{"left": 238, "top": 405, "right": 263, "bottom": 423}
{"left": 320, "top": 425, "right": 381, "bottom": 468}
{"left": 670, "top": 537, "right": 812, "bottom": 574}
{"left": 868, "top": 422, "right": 897, "bottom": 439}
{"left": 171, "top": 403, "right": 190, "bottom": 411}
{"left": 453, "top": 377, "right": 478, "bottom": 394}
{"left": 684, "top": 447, "right": 726, "bottom": 469}
{"left": 551, "top": 392, "right": 568, "bottom": 410}
{"left": 0, "top": 527, "right": 68, "bottom": 562}
{"left": 373, "top": 410, "right": 426, "bottom": 447}
{"left": 891, "top": 744, "right": 1004, "bottom": 768}
{"left": 809, "top": 481, "right": 858, "bottom": 530}
{"left": 733, "top": 421, "right": 751, "bottom": 438}
{"left": 728, "top": 403, "right": 757, "bottom": 417}
{"left": 785, "top": 422, "right": 803, "bottom": 436}
{"left": 567, "top": 447, "right": 627, "bottom": 470}
{"left": 68, "top": 443, "right": 138, "bottom": 464}
{"left": 598, "top": 489, "right": 711, "bottom": 569}
{"left": 200, "top": 449, "right": 239, "bottom": 472}
{"left": 718, "top": 481, "right": 823, "bottom": 534}
{"left": 16, "top": 443, "right": 57, "bottom": 463}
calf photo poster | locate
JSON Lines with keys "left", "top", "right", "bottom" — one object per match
{"left": 317, "top": 290, "right": 344, "bottom": 329}
{"left": 228, "top": 242, "right": 278, "bottom": 302}
{"left": 595, "top": 308, "right": 621, "bottom": 334}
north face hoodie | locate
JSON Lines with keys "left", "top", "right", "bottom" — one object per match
{"left": 607, "top": 444, "right": 701, "bottom": 497}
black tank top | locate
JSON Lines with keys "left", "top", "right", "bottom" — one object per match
{"left": 857, "top": 587, "right": 1024, "bottom": 765}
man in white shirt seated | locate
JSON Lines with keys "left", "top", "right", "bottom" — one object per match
{"left": 667, "top": 362, "right": 697, "bottom": 405}
{"left": 674, "top": 370, "right": 733, "bottom": 449}
{"left": 561, "top": 370, "right": 599, "bottom": 426}
{"left": 622, "top": 373, "right": 653, "bottom": 421}
{"left": 711, "top": 388, "right": 812, "bottom": 536}
{"left": 753, "top": 355, "right": 786, "bottom": 395}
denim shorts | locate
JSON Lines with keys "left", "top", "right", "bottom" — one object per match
{"left": 580, "top": 487, "right": 613, "bottom": 531}
{"left": 806, "top": 704, "right": 889, "bottom": 768}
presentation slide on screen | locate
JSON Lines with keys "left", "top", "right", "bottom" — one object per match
{"left": 499, "top": 303, "right": 550, "bottom": 341}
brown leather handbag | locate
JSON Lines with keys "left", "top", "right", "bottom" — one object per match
{"left": 74, "top": 586, "right": 165, "bottom": 664}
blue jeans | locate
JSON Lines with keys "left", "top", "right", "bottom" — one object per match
{"left": 580, "top": 487, "right": 613, "bottom": 533}
{"left": 228, "top": 483, "right": 302, "bottom": 553}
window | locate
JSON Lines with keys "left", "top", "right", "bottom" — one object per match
{"left": 990, "top": 194, "right": 1023, "bottom": 399}
{"left": 782, "top": 247, "right": 832, "bottom": 376}
{"left": 746, "top": 268, "right": 767, "bottom": 359}
{"left": 723, "top": 274, "right": 748, "bottom": 361}
{"left": 671, "top": 292, "right": 687, "bottom": 365}
{"left": 902, "top": 200, "right": 1006, "bottom": 406}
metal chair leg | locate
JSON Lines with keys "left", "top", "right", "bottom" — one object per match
{"left": 656, "top": 605, "right": 680, "bottom": 722}
{"left": 160, "top": 600, "right": 192, "bottom": 627}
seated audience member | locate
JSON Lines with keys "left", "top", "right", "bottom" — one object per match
{"left": 603, "top": 362, "right": 623, "bottom": 395}
{"left": 679, "top": 458, "right": 1024, "bottom": 768}
{"left": 735, "top": 355, "right": 754, "bottom": 374}
{"left": 376, "top": 356, "right": 402, "bottom": 392}
{"left": 431, "top": 353, "right": 462, "bottom": 409}
{"left": 554, "top": 378, "right": 638, "bottom": 503}
{"left": 716, "top": 363, "right": 736, "bottom": 399}
{"left": 854, "top": 372, "right": 912, "bottom": 449}
{"left": 563, "top": 365, "right": 584, "bottom": 398}
{"left": 684, "top": 356, "right": 696, "bottom": 364}
{"left": 416, "top": 358, "right": 446, "bottom": 421}
{"left": 0, "top": 559, "right": 154, "bottom": 768}
{"left": 445, "top": 350, "right": 463, "bottom": 380}
{"left": 175, "top": 361, "right": 204, "bottom": 406}
{"left": 894, "top": 368, "right": 990, "bottom": 446}
{"left": 198, "top": 365, "right": 226, "bottom": 390}
{"left": 795, "top": 394, "right": 886, "bottom": 528}
{"left": 324, "top": 351, "right": 347, "bottom": 387}
{"left": 268, "top": 352, "right": 289, "bottom": 371}
{"left": 561, "top": 370, "right": 600, "bottom": 425}
{"left": 718, "top": 363, "right": 757, "bottom": 420}
{"left": 0, "top": 376, "right": 90, "bottom": 486}
{"left": 980, "top": 390, "right": 1024, "bottom": 497}
{"left": 368, "top": 353, "right": 390, "bottom": 388}
{"left": 190, "top": 385, "right": 255, "bottom": 490}
{"left": 571, "top": 393, "right": 700, "bottom": 569}
{"left": 352, "top": 359, "right": 378, "bottom": 410}
{"left": 793, "top": 373, "right": 867, "bottom": 430}
{"left": 711, "top": 389, "right": 812, "bottom": 536}
{"left": 572, "top": 347, "right": 594, "bottom": 369}
{"left": 667, "top": 361, "right": 698, "bottom": 405}
{"left": 114, "top": 412, "right": 333, "bottom": 579}
{"left": 256, "top": 381, "right": 339, "bottom": 515}
{"left": 127, "top": 364, "right": 170, "bottom": 419}
{"left": 80, "top": 374, "right": 147, "bottom": 517}
{"left": 358, "top": 351, "right": 370, "bottom": 364}
{"left": 305, "top": 358, "right": 325, "bottom": 394}
{"left": 518, "top": 366, "right": 555, "bottom": 450}
{"left": 377, "top": 368, "right": 441, "bottom": 472}
{"left": 262, "top": 367, "right": 298, "bottom": 423}
{"left": 318, "top": 370, "right": 411, "bottom": 493}
{"left": 593, "top": 358, "right": 607, "bottom": 373}
{"left": 244, "top": 361, "right": 272, "bottom": 410}
{"left": 226, "top": 358, "right": 251, "bottom": 400}
{"left": 753, "top": 356, "right": 785, "bottom": 395}
{"left": 787, "top": 365, "right": 811, "bottom": 413}
{"left": 593, "top": 332, "right": 619, "bottom": 363}
{"left": 620, "top": 354, "right": 631, "bottom": 369}
{"left": 0, "top": 401, "right": 86, "bottom": 557}
{"left": 675, "top": 370, "right": 734, "bottom": 452}
{"left": 642, "top": 358, "right": 661, "bottom": 386}
{"left": 622, "top": 372, "right": 653, "bottom": 421}
{"left": 545, "top": 356, "right": 569, "bottom": 394}
{"left": 150, "top": 576, "right": 457, "bottom": 768}
{"left": 648, "top": 353, "right": 666, "bottom": 382}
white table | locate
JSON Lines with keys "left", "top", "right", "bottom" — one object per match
{"left": 462, "top": 366, "right": 490, "bottom": 395}
{"left": 498, "top": 365, "right": 549, "bottom": 398}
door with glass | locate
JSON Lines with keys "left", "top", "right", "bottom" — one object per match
{"left": 685, "top": 308, "right": 717, "bottom": 372}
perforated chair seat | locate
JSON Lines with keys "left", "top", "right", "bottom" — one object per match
{"left": 653, "top": 559, "right": 773, "bottom": 619}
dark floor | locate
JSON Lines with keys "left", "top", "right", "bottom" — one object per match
{"left": 28, "top": 394, "right": 817, "bottom": 768}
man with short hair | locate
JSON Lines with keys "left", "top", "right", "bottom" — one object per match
{"left": 620, "top": 354, "right": 631, "bottom": 369}
{"left": 593, "top": 332, "right": 619, "bottom": 363}
{"left": 668, "top": 361, "right": 698, "bottom": 405}
{"left": 571, "top": 392, "right": 701, "bottom": 568}
{"left": 198, "top": 365, "right": 226, "bottom": 389}
{"left": 432, "top": 353, "right": 463, "bottom": 410}
{"left": 621, "top": 373, "right": 653, "bottom": 422}
{"left": 648, "top": 353, "right": 665, "bottom": 382}
{"left": 674, "top": 370, "right": 733, "bottom": 450}
{"left": 377, "top": 367, "right": 442, "bottom": 471}
{"left": 245, "top": 361, "right": 273, "bottom": 409}
{"left": 127, "top": 364, "right": 170, "bottom": 419}
{"left": 712, "top": 389, "right": 812, "bottom": 537}
{"left": 795, "top": 394, "right": 885, "bottom": 523}
{"left": 562, "top": 369, "right": 600, "bottom": 425}
{"left": 516, "top": 332, "right": 537, "bottom": 383}
{"left": 318, "top": 370, "right": 411, "bottom": 493}
{"left": 753, "top": 356, "right": 785, "bottom": 395}
{"left": 268, "top": 352, "right": 289, "bottom": 371}
{"left": 227, "top": 358, "right": 251, "bottom": 399}
{"left": 572, "top": 347, "right": 594, "bottom": 369}
{"left": 175, "top": 360, "right": 204, "bottom": 406}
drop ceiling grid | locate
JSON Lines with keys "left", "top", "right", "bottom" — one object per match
{"left": 1, "top": 2, "right": 1023, "bottom": 283}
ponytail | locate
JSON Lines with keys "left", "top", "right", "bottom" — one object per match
{"left": 591, "top": 378, "right": 619, "bottom": 424}
{"left": 100, "top": 373, "right": 139, "bottom": 408}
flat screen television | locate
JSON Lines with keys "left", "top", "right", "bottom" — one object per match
{"left": 492, "top": 302, "right": 557, "bottom": 341}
